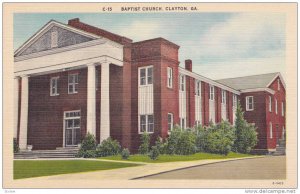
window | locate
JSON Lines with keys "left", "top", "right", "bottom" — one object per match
{"left": 233, "top": 94, "right": 237, "bottom": 107}
{"left": 139, "top": 66, "right": 153, "bottom": 86}
{"left": 51, "top": 31, "right": 58, "bottom": 48}
{"left": 168, "top": 113, "right": 173, "bottom": 131}
{"left": 180, "top": 118, "right": 186, "bottom": 129}
{"left": 68, "top": 74, "right": 79, "bottom": 94}
{"left": 50, "top": 77, "right": 59, "bottom": 96}
{"left": 221, "top": 90, "right": 226, "bottom": 104}
{"left": 195, "top": 80, "right": 201, "bottom": 96}
{"left": 195, "top": 120, "right": 201, "bottom": 127}
{"left": 269, "top": 96, "right": 272, "bottom": 112}
{"left": 179, "top": 74, "right": 185, "bottom": 91}
{"left": 139, "top": 114, "right": 154, "bottom": 133}
{"left": 167, "top": 67, "right": 173, "bottom": 88}
{"left": 278, "top": 79, "right": 280, "bottom": 91}
{"left": 209, "top": 85, "right": 214, "bottom": 100}
{"left": 281, "top": 102, "right": 284, "bottom": 116}
{"left": 269, "top": 122, "right": 273, "bottom": 139}
{"left": 64, "top": 110, "right": 81, "bottom": 146}
{"left": 275, "top": 99, "right": 278, "bottom": 114}
{"left": 246, "top": 96, "right": 254, "bottom": 111}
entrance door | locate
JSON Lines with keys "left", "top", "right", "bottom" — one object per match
{"left": 64, "top": 110, "right": 81, "bottom": 146}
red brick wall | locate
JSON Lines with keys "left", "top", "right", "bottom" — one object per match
{"left": 27, "top": 69, "right": 88, "bottom": 150}
{"left": 215, "top": 87, "right": 222, "bottom": 123}
{"left": 227, "top": 92, "right": 233, "bottom": 124}
{"left": 202, "top": 82, "right": 210, "bottom": 125}
{"left": 186, "top": 75, "right": 195, "bottom": 128}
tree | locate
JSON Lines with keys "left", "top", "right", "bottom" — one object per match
{"left": 234, "top": 101, "right": 258, "bottom": 153}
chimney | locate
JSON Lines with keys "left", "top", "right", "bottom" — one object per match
{"left": 185, "top": 59, "right": 192, "bottom": 71}
{"left": 68, "top": 18, "right": 80, "bottom": 25}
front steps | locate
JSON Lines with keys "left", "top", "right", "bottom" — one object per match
{"left": 14, "top": 147, "right": 79, "bottom": 159}
{"left": 273, "top": 139, "right": 286, "bottom": 156}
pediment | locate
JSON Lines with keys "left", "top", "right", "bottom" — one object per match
{"left": 15, "top": 21, "right": 99, "bottom": 57}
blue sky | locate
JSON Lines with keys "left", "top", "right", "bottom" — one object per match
{"left": 14, "top": 13, "right": 286, "bottom": 79}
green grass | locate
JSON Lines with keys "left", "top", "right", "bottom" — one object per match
{"left": 14, "top": 160, "right": 141, "bottom": 179}
{"left": 101, "top": 152, "right": 253, "bottom": 163}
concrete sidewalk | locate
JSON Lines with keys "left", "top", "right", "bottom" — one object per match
{"left": 14, "top": 156, "right": 263, "bottom": 182}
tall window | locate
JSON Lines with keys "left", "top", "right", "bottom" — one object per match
{"left": 195, "top": 80, "right": 201, "bottom": 96}
{"left": 139, "top": 66, "right": 153, "bottom": 86}
{"left": 50, "top": 77, "right": 59, "bottom": 96}
{"left": 139, "top": 114, "right": 154, "bottom": 133}
{"left": 269, "top": 122, "right": 273, "bottom": 139}
{"left": 209, "top": 85, "right": 214, "bottom": 100}
{"left": 167, "top": 67, "right": 173, "bottom": 88}
{"left": 278, "top": 79, "right": 280, "bottom": 91}
{"left": 221, "top": 90, "right": 226, "bottom": 104}
{"left": 51, "top": 31, "right": 58, "bottom": 48}
{"left": 64, "top": 110, "right": 81, "bottom": 146}
{"left": 246, "top": 96, "right": 254, "bottom": 111}
{"left": 179, "top": 74, "right": 185, "bottom": 91}
{"left": 180, "top": 118, "right": 186, "bottom": 129}
{"left": 275, "top": 98, "right": 278, "bottom": 114}
{"left": 168, "top": 113, "right": 173, "bottom": 131}
{"left": 233, "top": 94, "right": 237, "bottom": 107}
{"left": 282, "top": 102, "right": 284, "bottom": 116}
{"left": 68, "top": 74, "right": 79, "bottom": 94}
{"left": 269, "top": 96, "right": 272, "bottom": 112}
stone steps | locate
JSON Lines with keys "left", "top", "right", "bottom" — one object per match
{"left": 273, "top": 139, "right": 286, "bottom": 156}
{"left": 14, "top": 147, "right": 79, "bottom": 159}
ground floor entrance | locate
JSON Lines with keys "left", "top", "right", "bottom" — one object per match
{"left": 64, "top": 110, "right": 81, "bottom": 147}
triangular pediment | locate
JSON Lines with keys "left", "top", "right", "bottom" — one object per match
{"left": 15, "top": 20, "right": 100, "bottom": 57}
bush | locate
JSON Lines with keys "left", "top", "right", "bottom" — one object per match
{"left": 205, "top": 120, "right": 236, "bottom": 155}
{"left": 76, "top": 149, "right": 96, "bottom": 158}
{"left": 13, "top": 138, "right": 19, "bottom": 153}
{"left": 165, "top": 126, "right": 197, "bottom": 155}
{"left": 195, "top": 125, "right": 208, "bottom": 152}
{"left": 138, "top": 132, "right": 151, "bottom": 155}
{"left": 148, "top": 146, "right": 160, "bottom": 160}
{"left": 80, "top": 133, "right": 97, "bottom": 151}
{"left": 154, "top": 136, "right": 166, "bottom": 154}
{"left": 234, "top": 101, "right": 258, "bottom": 153}
{"left": 121, "top": 148, "right": 130, "bottom": 160}
{"left": 96, "top": 137, "right": 121, "bottom": 157}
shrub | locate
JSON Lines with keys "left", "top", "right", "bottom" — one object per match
{"left": 138, "top": 132, "right": 151, "bottom": 155}
{"left": 96, "top": 137, "right": 121, "bottom": 157}
{"left": 148, "top": 146, "right": 160, "bottom": 160}
{"left": 154, "top": 136, "right": 166, "bottom": 154}
{"left": 121, "top": 148, "right": 130, "bottom": 160}
{"left": 80, "top": 133, "right": 97, "bottom": 151}
{"left": 76, "top": 149, "right": 96, "bottom": 158}
{"left": 165, "top": 126, "right": 197, "bottom": 155}
{"left": 13, "top": 138, "right": 19, "bottom": 153}
{"left": 205, "top": 120, "right": 236, "bottom": 155}
{"left": 234, "top": 102, "right": 258, "bottom": 153}
{"left": 195, "top": 125, "right": 208, "bottom": 152}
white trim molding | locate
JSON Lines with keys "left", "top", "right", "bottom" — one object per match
{"left": 240, "top": 88, "right": 275, "bottom": 95}
{"left": 266, "top": 72, "right": 286, "bottom": 90}
{"left": 19, "top": 75, "right": 29, "bottom": 150}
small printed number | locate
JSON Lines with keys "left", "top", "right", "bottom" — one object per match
{"left": 5, "top": 190, "right": 15, "bottom": 193}
{"left": 272, "top": 181, "right": 284, "bottom": 185}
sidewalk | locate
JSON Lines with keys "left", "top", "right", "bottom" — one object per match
{"left": 14, "top": 156, "right": 263, "bottom": 181}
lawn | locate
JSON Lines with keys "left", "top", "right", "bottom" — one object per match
{"left": 14, "top": 160, "right": 141, "bottom": 179}
{"left": 101, "top": 152, "right": 254, "bottom": 163}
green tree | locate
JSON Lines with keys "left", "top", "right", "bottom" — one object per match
{"left": 138, "top": 132, "right": 151, "bottom": 154}
{"left": 234, "top": 101, "right": 258, "bottom": 153}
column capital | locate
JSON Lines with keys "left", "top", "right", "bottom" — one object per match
{"left": 86, "top": 63, "right": 96, "bottom": 67}
{"left": 20, "top": 74, "right": 29, "bottom": 78}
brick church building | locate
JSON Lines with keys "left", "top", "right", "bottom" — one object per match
{"left": 14, "top": 18, "right": 286, "bottom": 153}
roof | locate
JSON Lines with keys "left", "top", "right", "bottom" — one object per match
{"left": 216, "top": 72, "right": 285, "bottom": 90}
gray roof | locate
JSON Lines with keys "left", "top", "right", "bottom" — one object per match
{"left": 216, "top": 72, "right": 279, "bottom": 90}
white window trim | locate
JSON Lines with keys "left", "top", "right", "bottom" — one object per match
{"left": 50, "top": 76, "right": 59, "bottom": 96}
{"left": 138, "top": 65, "right": 153, "bottom": 87}
{"left": 195, "top": 80, "right": 201, "bottom": 96}
{"left": 246, "top": 96, "right": 254, "bottom": 111}
{"left": 270, "top": 122, "right": 273, "bottom": 139}
{"left": 68, "top": 73, "right": 79, "bottom": 94}
{"left": 281, "top": 102, "right": 284, "bottom": 116}
{"left": 168, "top": 113, "right": 174, "bottom": 131}
{"left": 269, "top": 96, "right": 272, "bottom": 112}
{"left": 278, "top": 79, "right": 280, "bottom": 91}
{"left": 138, "top": 114, "right": 154, "bottom": 134}
{"left": 167, "top": 67, "right": 173, "bottom": 89}
{"left": 63, "top": 110, "right": 81, "bottom": 147}
{"left": 275, "top": 98, "right": 278, "bottom": 114}
{"left": 180, "top": 117, "right": 186, "bottom": 129}
{"left": 179, "top": 74, "right": 185, "bottom": 91}
{"left": 209, "top": 85, "right": 215, "bottom": 101}
{"left": 233, "top": 94, "right": 237, "bottom": 107}
{"left": 221, "top": 90, "right": 226, "bottom": 104}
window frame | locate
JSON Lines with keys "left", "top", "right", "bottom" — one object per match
{"left": 246, "top": 96, "right": 254, "bottom": 111}
{"left": 233, "top": 94, "right": 237, "bottom": 107}
{"left": 167, "top": 67, "right": 173, "bottom": 89}
{"left": 269, "top": 96, "right": 272, "bottom": 112}
{"left": 209, "top": 85, "right": 215, "bottom": 101}
{"left": 139, "top": 114, "right": 154, "bottom": 134}
{"left": 139, "top": 66, "right": 153, "bottom": 86}
{"left": 180, "top": 117, "right": 186, "bottom": 129}
{"left": 179, "top": 74, "right": 185, "bottom": 91}
{"left": 278, "top": 79, "right": 280, "bottom": 91}
{"left": 275, "top": 98, "right": 278, "bottom": 114}
{"left": 50, "top": 76, "right": 59, "bottom": 96}
{"left": 167, "top": 113, "right": 174, "bottom": 132}
{"left": 281, "top": 102, "right": 284, "bottom": 116}
{"left": 195, "top": 80, "right": 201, "bottom": 96}
{"left": 68, "top": 73, "right": 79, "bottom": 94}
{"left": 269, "top": 122, "right": 273, "bottom": 139}
{"left": 221, "top": 90, "right": 226, "bottom": 104}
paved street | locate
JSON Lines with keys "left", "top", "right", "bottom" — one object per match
{"left": 139, "top": 156, "right": 286, "bottom": 179}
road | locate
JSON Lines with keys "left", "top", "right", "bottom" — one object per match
{"left": 138, "top": 156, "right": 286, "bottom": 179}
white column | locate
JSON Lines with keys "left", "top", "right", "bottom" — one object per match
{"left": 14, "top": 77, "right": 20, "bottom": 139}
{"left": 100, "top": 63, "right": 110, "bottom": 142}
{"left": 86, "top": 63, "right": 96, "bottom": 136}
{"left": 19, "top": 75, "right": 29, "bottom": 150}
